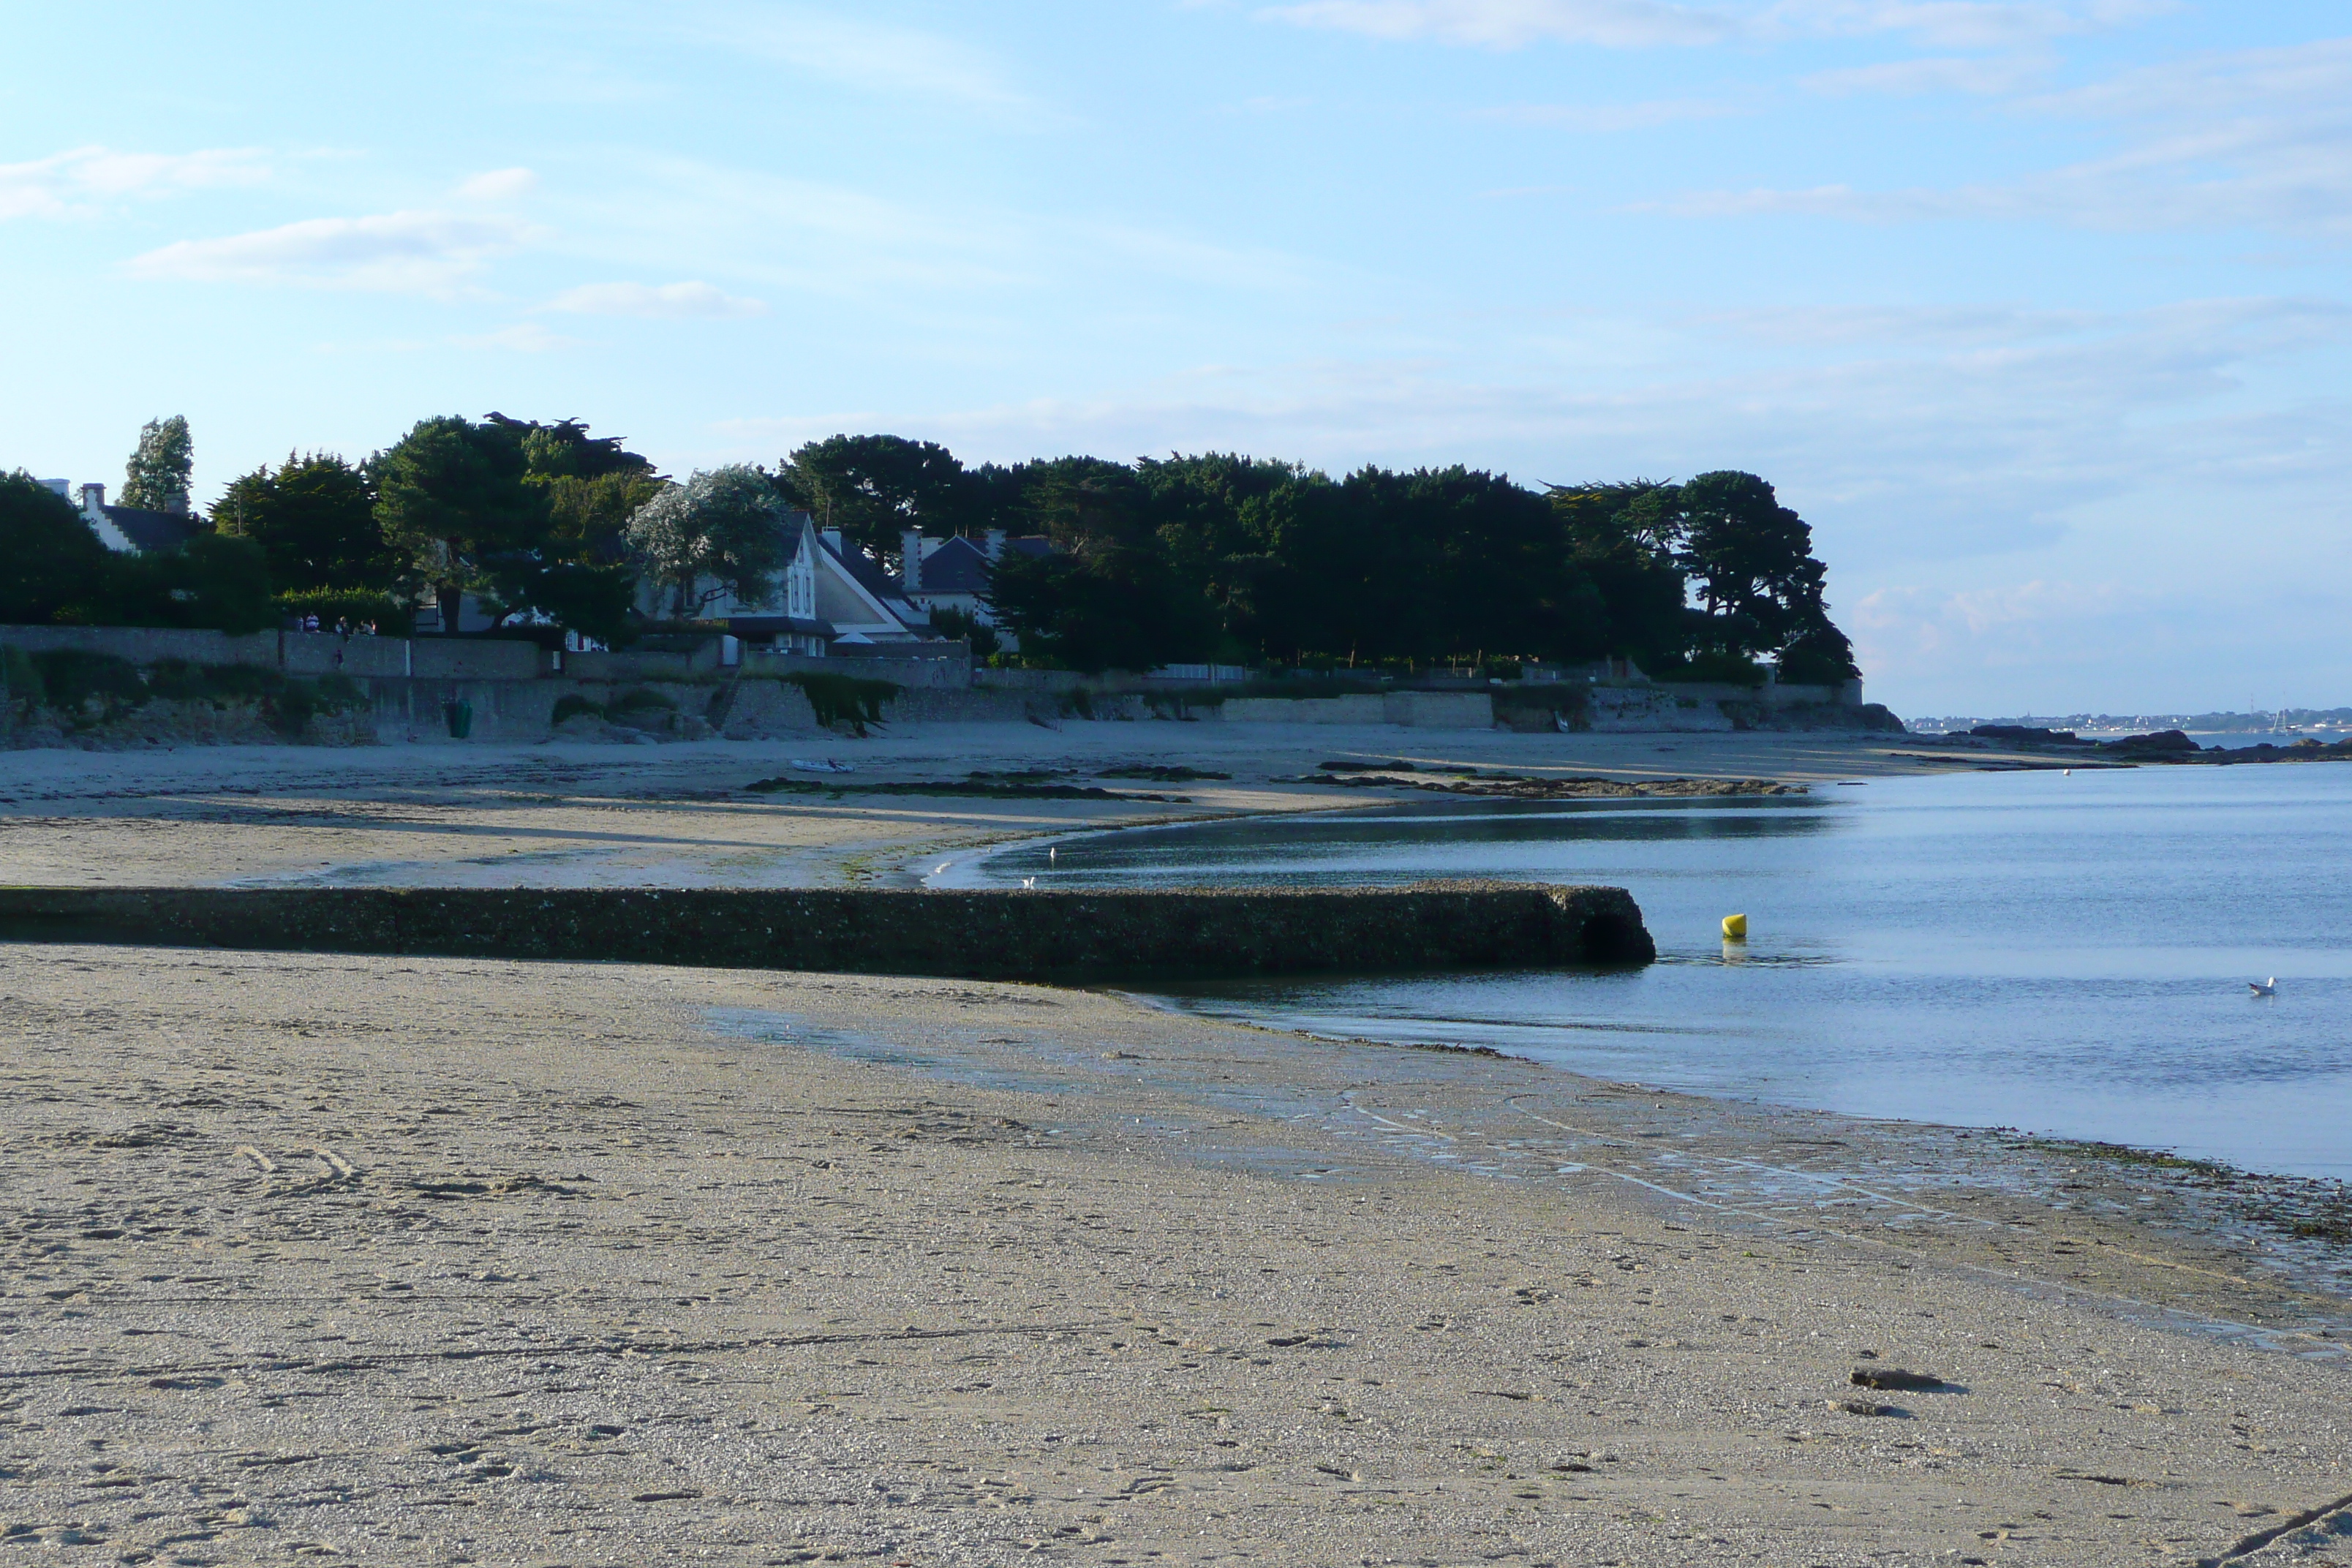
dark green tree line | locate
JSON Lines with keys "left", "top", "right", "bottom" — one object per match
{"left": 0, "top": 471, "right": 272, "bottom": 633}
{"left": 4, "top": 417, "right": 1861, "bottom": 683}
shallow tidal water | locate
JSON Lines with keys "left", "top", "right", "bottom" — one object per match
{"left": 938, "top": 762, "right": 2352, "bottom": 1180}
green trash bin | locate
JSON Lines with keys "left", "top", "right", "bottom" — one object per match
{"left": 442, "top": 699, "right": 474, "bottom": 739}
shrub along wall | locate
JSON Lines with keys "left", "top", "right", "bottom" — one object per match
{"left": 0, "top": 648, "right": 369, "bottom": 739}
{"left": 0, "top": 881, "right": 1655, "bottom": 981}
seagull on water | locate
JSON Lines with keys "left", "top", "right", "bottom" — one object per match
{"left": 2250, "top": 977, "right": 2277, "bottom": 997}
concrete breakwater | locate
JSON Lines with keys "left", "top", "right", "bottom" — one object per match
{"left": 0, "top": 882, "right": 1653, "bottom": 981}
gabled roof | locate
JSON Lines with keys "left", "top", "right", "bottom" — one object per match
{"left": 817, "top": 530, "right": 929, "bottom": 627}
{"left": 917, "top": 535, "right": 992, "bottom": 595}
{"left": 101, "top": 505, "right": 206, "bottom": 554}
{"left": 916, "top": 534, "right": 1055, "bottom": 597}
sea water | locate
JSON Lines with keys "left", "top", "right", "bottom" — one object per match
{"left": 942, "top": 764, "right": 2352, "bottom": 1179}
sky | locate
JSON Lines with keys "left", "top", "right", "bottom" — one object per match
{"left": 3, "top": 1, "right": 2347, "bottom": 717}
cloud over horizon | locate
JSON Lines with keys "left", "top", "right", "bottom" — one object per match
{"left": 125, "top": 210, "right": 538, "bottom": 295}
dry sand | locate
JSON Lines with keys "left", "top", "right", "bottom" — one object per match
{"left": 3, "top": 725, "right": 2348, "bottom": 1566}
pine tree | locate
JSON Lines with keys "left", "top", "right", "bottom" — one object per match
{"left": 121, "top": 416, "right": 193, "bottom": 514}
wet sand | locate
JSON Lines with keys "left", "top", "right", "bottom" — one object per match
{"left": 3, "top": 728, "right": 2349, "bottom": 1565}
{"left": 0, "top": 725, "right": 1953, "bottom": 892}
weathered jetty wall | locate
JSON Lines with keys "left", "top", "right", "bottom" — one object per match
{"left": 0, "top": 882, "right": 1653, "bottom": 982}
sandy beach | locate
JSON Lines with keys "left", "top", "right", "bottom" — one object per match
{"left": 4, "top": 726, "right": 2348, "bottom": 1566}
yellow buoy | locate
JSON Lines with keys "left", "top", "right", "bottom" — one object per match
{"left": 1722, "top": 913, "right": 1749, "bottom": 941}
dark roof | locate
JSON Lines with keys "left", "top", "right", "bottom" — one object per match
{"left": 916, "top": 535, "right": 1054, "bottom": 596}
{"left": 723, "top": 615, "right": 832, "bottom": 637}
{"left": 104, "top": 505, "right": 206, "bottom": 554}
{"left": 918, "top": 535, "right": 992, "bottom": 595}
{"left": 818, "top": 533, "right": 926, "bottom": 622}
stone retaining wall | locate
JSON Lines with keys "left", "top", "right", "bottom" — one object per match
{"left": 743, "top": 649, "right": 972, "bottom": 690}
{"left": 281, "top": 631, "right": 412, "bottom": 679}
{"left": 0, "top": 881, "right": 1654, "bottom": 982}
{"left": 0, "top": 625, "right": 282, "bottom": 668}
{"left": 1217, "top": 693, "right": 1496, "bottom": 728}
{"left": 0, "top": 625, "right": 551, "bottom": 682}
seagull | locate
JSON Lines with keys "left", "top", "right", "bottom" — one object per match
{"left": 1049, "top": 846, "right": 1058, "bottom": 861}
{"left": 2250, "top": 977, "right": 2277, "bottom": 997}
{"left": 1022, "top": 877, "right": 1036, "bottom": 889}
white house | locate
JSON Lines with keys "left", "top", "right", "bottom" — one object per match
{"left": 663, "top": 511, "right": 947, "bottom": 655}
{"left": 37, "top": 479, "right": 203, "bottom": 554}
{"left": 894, "top": 527, "right": 1055, "bottom": 649}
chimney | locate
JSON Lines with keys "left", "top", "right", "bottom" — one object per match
{"left": 37, "top": 478, "right": 68, "bottom": 498}
{"left": 900, "top": 528, "right": 924, "bottom": 594}
{"left": 983, "top": 528, "right": 1005, "bottom": 562}
{"left": 820, "top": 528, "right": 844, "bottom": 556}
{"left": 80, "top": 483, "right": 105, "bottom": 519}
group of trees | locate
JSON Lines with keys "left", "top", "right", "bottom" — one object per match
{"left": 1, "top": 419, "right": 1858, "bottom": 683}
{"left": 0, "top": 470, "right": 276, "bottom": 633}
{"left": 224, "top": 413, "right": 663, "bottom": 641}
{"left": 0, "top": 415, "right": 276, "bottom": 633}
{"left": 202, "top": 415, "right": 808, "bottom": 640}
{"left": 772, "top": 440, "right": 1858, "bottom": 681}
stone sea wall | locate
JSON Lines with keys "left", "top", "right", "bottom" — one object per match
{"left": 0, "top": 623, "right": 1893, "bottom": 742}
{"left": 0, "top": 881, "right": 1654, "bottom": 981}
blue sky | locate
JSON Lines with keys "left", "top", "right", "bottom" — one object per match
{"left": 4, "top": 1, "right": 2347, "bottom": 716}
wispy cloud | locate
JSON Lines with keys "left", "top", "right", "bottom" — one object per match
{"left": 1689, "top": 301, "right": 2104, "bottom": 344}
{"left": 454, "top": 323, "right": 583, "bottom": 353}
{"left": 456, "top": 167, "right": 539, "bottom": 203}
{"left": 1256, "top": 0, "right": 1733, "bottom": 49}
{"left": 0, "top": 145, "right": 270, "bottom": 221}
{"left": 549, "top": 280, "right": 769, "bottom": 319}
{"left": 126, "top": 210, "right": 538, "bottom": 296}
{"left": 1255, "top": 0, "right": 2166, "bottom": 49}
{"left": 1773, "top": 0, "right": 2176, "bottom": 50}
{"left": 1477, "top": 97, "right": 1743, "bottom": 129}
{"left": 1845, "top": 578, "right": 2149, "bottom": 687}
{"left": 1664, "top": 37, "right": 2352, "bottom": 233}
{"left": 677, "top": 4, "right": 1036, "bottom": 113}
{"left": 559, "top": 155, "right": 1324, "bottom": 304}
{"left": 1802, "top": 52, "right": 2049, "bottom": 95}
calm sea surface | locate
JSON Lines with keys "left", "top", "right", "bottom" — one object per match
{"left": 940, "top": 764, "right": 2352, "bottom": 1179}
